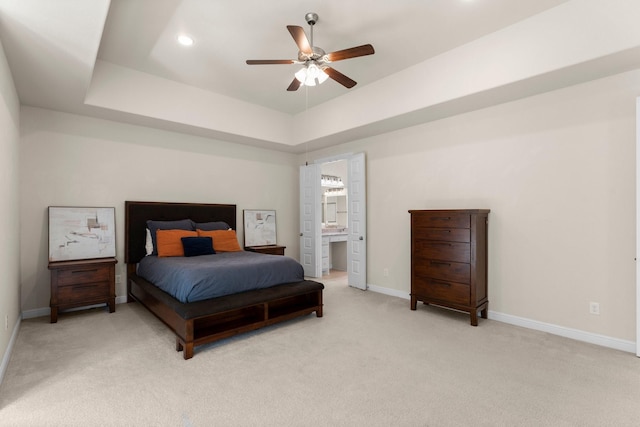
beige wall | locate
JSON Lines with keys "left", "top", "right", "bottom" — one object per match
{"left": 302, "top": 70, "right": 639, "bottom": 342}
{"left": 15, "top": 70, "right": 640, "bottom": 344}
{"left": 0, "top": 39, "right": 20, "bottom": 366}
{"left": 19, "top": 108, "right": 300, "bottom": 312}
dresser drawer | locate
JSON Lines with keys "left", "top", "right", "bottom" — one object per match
{"left": 413, "top": 240, "right": 470, "bottom": 263}
{"left": 412, "top": 277, "right": 470, "bottom": 305}
{"left": 412, "top": 213, "right": 470, "bottom": 229}
{"left": 322, "top": 257, "right": 329, "bottom": 269}
{"left": 415, "top": 228, "right": 470, "bottom": 243}
{"left": 56, "top": 267, "right": 110, "bottom": 287}
{"left": 414, "top": 260, "right": 470, "bottom": 284}
{"left": 322, "top": 243, "right": 329, "bottom": 257}
{"left": 57, "top": 282, "right": 109, "bottom": 303}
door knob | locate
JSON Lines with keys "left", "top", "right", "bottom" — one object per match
{"left": 359, "top": 236, "right": 363, "bottom": 240}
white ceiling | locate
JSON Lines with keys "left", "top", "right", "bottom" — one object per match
{"left": 1, "top": 0, "right": 639, "bottom": 152}
{"left": 97, "top": 0, "right": 568, "bottom": 114}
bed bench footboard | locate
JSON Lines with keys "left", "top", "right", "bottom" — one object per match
{"left": 129, "top": 274, "right": 324, "bottom": 359}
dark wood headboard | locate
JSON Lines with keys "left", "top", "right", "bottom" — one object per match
{"left": 124, "top": 201, "right": 237, "bottom": 265}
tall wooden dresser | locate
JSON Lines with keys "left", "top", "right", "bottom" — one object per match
{"left": 409, "top": 209, "right": 489, "bottom": 326}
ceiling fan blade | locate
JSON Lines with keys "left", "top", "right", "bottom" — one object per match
{"left": 325, "top": 44, "right": 375, "bottom": 62}
{"left": 287, "top": 78, "right": 301, "bottom": 91}
{"left": 287, "top": 25, "right": 312, "bottom": 55}
{"left": 246, "top": 59, "right": 295, "bottom": 65}
{"left": 323, "top": 67, "right": 357, "bottom": 89}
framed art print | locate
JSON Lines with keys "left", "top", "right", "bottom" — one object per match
{"left": 48, "top": 206, "right": 116, "bottom": 262}
{"left": 243, "top": 209, "right": 277, "bottom": 247}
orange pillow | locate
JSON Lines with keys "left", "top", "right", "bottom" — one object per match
{"left": 156, "top": 229, "right": 198, "bottom": 257}
{"left": 197, "top": 229, "right": 242, "bottom": 252}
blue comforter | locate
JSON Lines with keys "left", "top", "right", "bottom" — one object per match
{"left": 137, "top": 251, "right": 304, "bottom": 303}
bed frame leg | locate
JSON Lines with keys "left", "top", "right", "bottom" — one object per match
{"left": 316, "top": 291, "right": 323, "bottom": 317}
{"left": 175, "top": 338, "right": 194, "bottom": 359}
{"left": 183, "top": 343, "right": 194, "bottom": 359}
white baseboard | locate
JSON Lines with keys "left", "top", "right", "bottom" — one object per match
{"left": 21, "top": 307, "right": 49, "bottom": 320}
{"left": 367, "top": 283, "right": 409, "bottom": 299}
{"left": 489, "top": 311, "right": 636, "bottom": 354}
{"left": 0, "top": 315, "right": 21, "bottom": 387}
{"left": 22, "top": 295, "right": 129, "bottom": 320}
{"left": 367, "top": 284, "right": 637, "bottom": 354}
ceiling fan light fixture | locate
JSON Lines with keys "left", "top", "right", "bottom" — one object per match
{"left": 295, "top": 63, "right": 329, "bottom": 87}
{"left": 177, "top": 34, "right": 194, "bottom": 46}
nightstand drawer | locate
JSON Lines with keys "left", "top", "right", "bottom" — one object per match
{"left": 57, "top": 282, "right": 110, "bottom": 303}
{"left": 56, "top": 267, "right": 109, "bottom": 286}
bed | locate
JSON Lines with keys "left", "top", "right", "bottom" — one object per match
{"left": 125, "top": 201, "right": 324, "bottom": 359}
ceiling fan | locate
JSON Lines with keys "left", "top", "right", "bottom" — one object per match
{"left": 246, "top": 12, "right": 375, "bottom": 91}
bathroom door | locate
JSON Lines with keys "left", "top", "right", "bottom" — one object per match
{"left": 347, "top": 152, "right": 367, "bottom": 290}
{"left": 299, "top": 163, "right": 322, "bottom": 278}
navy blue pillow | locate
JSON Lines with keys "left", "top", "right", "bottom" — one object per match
{"left": 181, "top": 237, "right": 215, "bottom": 257}
{"left": 146, "top": 219, "right": 194, "bottom": 255}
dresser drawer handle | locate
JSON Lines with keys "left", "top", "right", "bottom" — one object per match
{"left": 71, "top": 269, "right": 98, "bottom": 274}
{"left": 431, "top": 279, "right": 451, "bottom": 287}
{"left": 430, "top": 261, "right": 451, "bottom": 266}
{"left": 432, "top": 217, "right": 451, "bottom": 221}
{"left": 432, "top": 242, "right": 452, "bottom": 246}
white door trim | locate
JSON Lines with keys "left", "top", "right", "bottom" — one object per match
{"left": 636, "top": 97, "right": 640, "bottom": 357}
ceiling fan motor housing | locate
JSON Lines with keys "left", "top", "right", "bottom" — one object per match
{"left": 305, "top": 12, "right": 318, "bottom": 26}
{"left": 298, "top": 46, "right": 326, "bottom": 62}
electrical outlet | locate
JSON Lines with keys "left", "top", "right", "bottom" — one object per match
{"left": 383, "top": 268, "right": 389, "bottom": 277}
{"left": 589, "top": 302, "right": 600, "bottom": 315}
{"left": 115, "top": 275, "right": 122, "bottom": 284}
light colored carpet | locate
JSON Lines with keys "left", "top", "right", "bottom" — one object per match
{"left": 1, "top": 272, "right": 639, "bottom": 426}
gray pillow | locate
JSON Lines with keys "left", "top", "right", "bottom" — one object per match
{"left": 193, "top": 221, "right": 230, "bottom": 231}
{"left": 146, "top": 219, "right": 194, "bottom": 255}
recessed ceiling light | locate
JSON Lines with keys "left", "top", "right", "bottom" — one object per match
{"left": 177, "top": 34, "right": 194, "bottom": 46}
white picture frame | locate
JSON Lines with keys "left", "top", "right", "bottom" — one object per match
{"left": 48, "top": 206, "right": 116, "bottom": 262}
{"left": 243, "top": 209, "right": 277, "bottom": 247}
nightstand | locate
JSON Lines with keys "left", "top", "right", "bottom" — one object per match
{"left": 48, "top": 257, "right": 117, "bottom": 323}
{"left": 244, "top": 245, "right": 286, "bottom": 256}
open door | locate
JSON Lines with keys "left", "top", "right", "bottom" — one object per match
{"left": 299, "top": 164, "right": 322, "bottom": 278}
{"left": 347, "top": 152, "right": 367, "bottom": 290}
{"left": 636, "top": 97, "right": 639, "bottom": 357}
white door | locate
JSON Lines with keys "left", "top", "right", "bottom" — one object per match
{"left": 348, "top": 152, "right": 367, "bottom": 290}
{"left": 636, "top": 97, "right": 640, "bottom": 357}
{"left": 300, "top": 164, "right": 322, "bottom": 278}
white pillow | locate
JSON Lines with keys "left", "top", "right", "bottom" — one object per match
{"left": 145, "top": 228, "right": 153, "bottom": 256}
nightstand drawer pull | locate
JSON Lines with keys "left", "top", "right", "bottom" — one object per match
{"left": 72, "top": 269, "right": 98, "bottom": 274}
{"left": 430, "top": 261, "right": 451, "bottom": 266}
{"left": 74, "top": 283, "right": 100, "bottom": 289}
{"left": 432, "top": 279, "right": 451, "bottom": 287}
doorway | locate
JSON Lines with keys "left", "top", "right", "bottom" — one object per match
{"left": 299, "top": 152, "right": 367, "bottom": 290}
{"left": 321, "top": 159, "right": 348, "bottom": 276}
